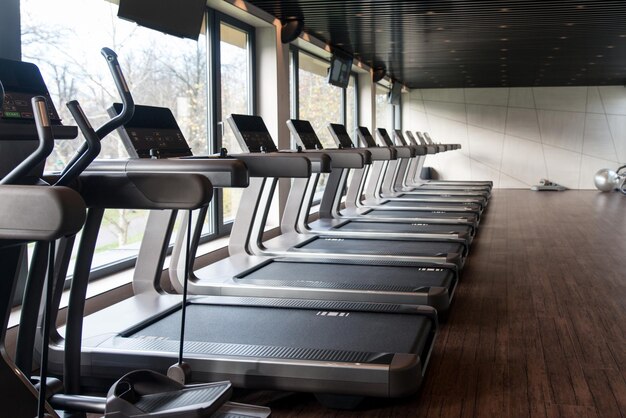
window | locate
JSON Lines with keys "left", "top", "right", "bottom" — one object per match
{"left": 20, "top": 0, "right": 209, "bottom": 278}
{"left": 290, "top": 49, "right": 357, "bottom": 201}
{"left": 376, "top": 82, "right": 393, "bottom": 134}
{"left": 207, "top": 12, "right": 256, "bottom": 230}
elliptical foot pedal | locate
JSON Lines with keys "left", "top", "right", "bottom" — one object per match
{"left": 106, "top": 370, "right": 232, "bottom": 417}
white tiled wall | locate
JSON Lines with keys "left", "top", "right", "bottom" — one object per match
{"left": 404, "top": 86, "right": 626, "bottom": 189}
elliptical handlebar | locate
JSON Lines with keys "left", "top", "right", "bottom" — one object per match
{"left": 55, "top": 101, "right": 103, "bottom": 186}
{"left": 0, "top": 97, "right": 55, "bottom": 185}
{"left": 57, "top": 47, "right": 134, "bottom": 184}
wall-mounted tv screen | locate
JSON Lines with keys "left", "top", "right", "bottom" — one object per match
{"left": 388, "top": 81, "right": 402, "bottom": 105}
{"left": 118, "top": 0, "right": 206, "bottom": 40}
{"left": 327, "top": 53, "right": 353, "bottom": 89}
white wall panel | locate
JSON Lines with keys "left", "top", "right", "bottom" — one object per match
{"left": 537, "top": 110, "right": 585, "bottom": 152}
{"left": 508, "top": 87, "right": 535, "bottom": 109}
{"left": 465, "top": 88, "right": 509, "bottom": 106}
{"left": 505, "top": 107, "right": 541, "bottom": 142}
{"left": 407, "top": 86, "right": 626, "bottom": 189}
{"left": 533, "top": 86, "right": 588, "bottom": 112}
{"left": 467, "top": 104, "right": 507, "bottom": 132}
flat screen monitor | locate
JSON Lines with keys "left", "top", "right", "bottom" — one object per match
{"left": 327, "top": 53, "right": 353, "bottom": 89}
{"left": 118, "top": 0, "right": 206, "bottom": 40}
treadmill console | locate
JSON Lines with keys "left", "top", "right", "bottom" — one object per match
{"left": 286, "top": 119, "right": 324, "bottom": 150}
{"left": 404, "top": 131, "right": 419, "bottom": 146}
{"left": 227, "top": 114, "right": 278, "bottom": 153}
{"left": 376, "top": 128, "right": 395, "bottom": 147}
{"left": 394, "top": 129, "right": 408, "bottom": 146}
{"left": 327, "top": 123, "right": 355, "bottom": 149}
{"left": 109, "top": 103, "right": 192, "bottom": 158}
{"left": 0, "top": 58, "right": 62, "bottom": 124}
{"left": 355, "top": 126, "right": 378, "bottom": 148}
{"left": 415, "top": 132, "right": 429, "bottom": 145}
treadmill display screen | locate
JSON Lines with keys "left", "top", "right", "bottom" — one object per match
{"left": 288, "top": 119, "right": 324, "bottom": 150}
{"left": 0, "top": 58, "right": 61, "bottom": 123}
{"left": 356, "top": 126, "right": 377, "bottom": 148}
{"left": 404, "top": 131, "right": 418, "bottom": 146}
{"left": 415, "top": 132, "right": 428, "bottom": 145}
{"left": 328, "top": 123, "right": 354, "bottom": 149}
{"left": 227, "top": 114, "right": 278, "bottom": 153}
{"left": 376, "top": 128, "right": 395, "bottom": 147}
{"left": 394, "top": 129, "right": 408, "bottom": 146}
{"left": 109, "top": 103, "right": 192, "bottom": 158}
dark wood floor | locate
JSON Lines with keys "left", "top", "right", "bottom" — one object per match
{"left": 236, "top": 189, "right": 626, "bottom": 418}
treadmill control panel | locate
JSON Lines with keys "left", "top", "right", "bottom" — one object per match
{"left": 0, "top": 58, "right": 62, "bottom": 124}
{"left": 327, "top": 123, "right": 355, "bottom": 149}
{"left": 109, "top": 103, "right": 192, "bottom": 158}
{"left": 356, "top": 126, "right": 378, "bottom": 148}
{"left": 227, "top": 114, "right": 278, "bottom": 153}
{"left": 287, "top": 119, "right": 324, "bottom": 150}
{"left": 376, "top": 128, "right": 395, "bottom": 147}
{"left": 404, "top": 131, "right": 418, "bottom": 146}
{"left": 394, "top": 129, "right": 408, "bottom": 146}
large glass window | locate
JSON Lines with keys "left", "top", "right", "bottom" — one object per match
{"left": 217, "top": 21, "right": 254, "bottom": 224}
{"left": 20, "top": 0, "right": 211, "bottom": 277}
{"left": 297, "top": 51, "right": 343, "bottom": 148}
{"left": 290, "top": 50, "right": 357, "bottom": 202}
{"left": 375, "top": 83, "right": 393, "bottom": 135}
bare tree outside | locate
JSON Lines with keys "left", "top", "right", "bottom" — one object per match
{"left": 21, "top": 0, "right": 208, "bottom": 263}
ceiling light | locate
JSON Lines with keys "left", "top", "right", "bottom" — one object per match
{"left": 565, "top": 23, "right": 575, "bottom": 26}
{"left": 560, "top": 36, "right": 568, "bottom": 40}
{"left": 450, "top": 49, "right": 456, "bottom": 53}
{"left": 596, "top": 54, "right": 604, "bottom": 58}
{"left": 589, "top": 62, "right": 595, "bottom": 65}
{"left": 553, "top": 47, "right": 560, "bottom": 50}
{"left": 444, "top": 39, "right": 451, "bottom": 43}
{"left": 499, "top": 25, "right": 508, "bottom": 29}
{"left": 501, "top": 63, "right": 507, "bottom": 67}
{"left": 501, "top": 48, "right": 508, "bottom": 52}
{"left": 355, "top": 13, "right": 364, "bottom": 17}
{"left": 500, "top": 57, "right": 507, "bottom": 60}
{"left": 620, "top": 34, "right": 626, "bottom": 38}
{"left": 576, "top": 5, "right": 585, "bottom": 9}
{"left": 500, "top": 8, "right": 509, "bottom": 12}
{"left": 500, "top": 38, "right": 508, "bottom": 41}
{"left": 607, "top": 45, "right": 614, "bottom": 49}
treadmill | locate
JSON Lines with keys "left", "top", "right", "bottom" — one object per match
{"left": 109, "top": 105, "right": 459, "bottom": 313}
{"left": 326, "top": 123, "right": 481, "bottom": 227}
{"left": 42, "top": 110, "right": 441, "bottom": 409}
{"left": 355, "top": 126, "right": 487, "bottom": 209}
{"left": 285, "top": 119, "right": 475, "bottom": 244}
{"left": 404, "top": 130, "right": 493, "bottom": 191}
{"left": 372, "top": 127, "right": 488, "bottom": 208}
{"left": 223, "top": 114, "right": 468, "bottom": 268}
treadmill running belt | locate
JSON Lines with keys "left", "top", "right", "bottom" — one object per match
{"left": 362, "top": 210, "right": 479, "bottom": 223}
{"left": 237, "top": 261, "right": 454, "bottom": 291}
{"left": 378, "top": 200, "right": 481, "bottom": 211}
{"left": 295, "top": 236, "right": 463, "bottom": 255}
{"left": 130, "top": 304, "right": 430, "bottom": 355}
{"left": 335, "top": 221, "right": 473, "bottom": 235}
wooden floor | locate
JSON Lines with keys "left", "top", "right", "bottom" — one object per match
{"left": 236, "top": 189, "right": 626, "bottom": 418}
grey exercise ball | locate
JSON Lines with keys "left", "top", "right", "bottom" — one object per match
{"left": 594, "top": 168, "right": 619, "bottom": 192}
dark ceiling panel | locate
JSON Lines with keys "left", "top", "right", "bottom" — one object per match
{"left": 247, "top": 0, "right": 626, "bottom": 88}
